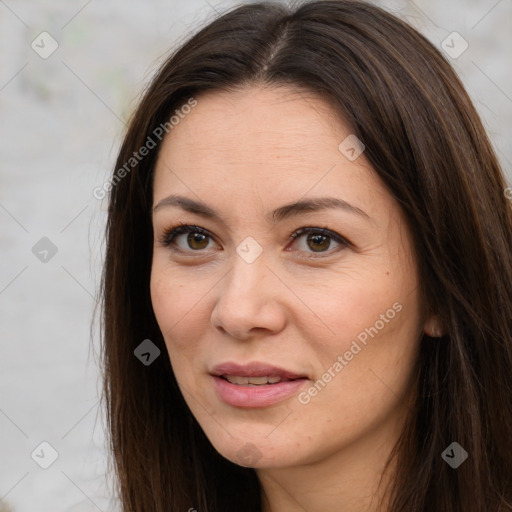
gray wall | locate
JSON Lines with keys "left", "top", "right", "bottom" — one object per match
{"left": 0, "top": 1, "right": 510, "bottom": 510}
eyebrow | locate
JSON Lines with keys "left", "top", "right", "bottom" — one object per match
{"left": 152, "top": 194, "right": 370, "bottom": 223}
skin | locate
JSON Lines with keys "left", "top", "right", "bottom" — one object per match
{"left": 150, "top": 85, "right": 437, "bottom": 511}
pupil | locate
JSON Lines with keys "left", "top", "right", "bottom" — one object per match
{"left": 307, "top": 234, "right": 330, "bottom": 252}
{"left": 188, "top": 232, "right": 208, "bottom": 250}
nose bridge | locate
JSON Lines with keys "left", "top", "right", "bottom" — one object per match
{"left": 211, "top": 249, "right": 285, "bottom": 338}
{"left": 221, "top": 250, "right": 269, "bottom": 303}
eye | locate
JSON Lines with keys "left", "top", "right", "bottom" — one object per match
{"left": 157, "top": 223, "right": 217, "bottom": 252}
{"left": 288, "top": 227, "right": 350, "bottom": 256}
{"left": 157, "top": 223, "right": 351, "bottom": 257}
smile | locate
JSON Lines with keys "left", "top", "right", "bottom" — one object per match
{"left": 222, "top": 375, "right": 291, "bottom": 385}
{"left": 210, "top": 362, "right": 309, "bottom": 408}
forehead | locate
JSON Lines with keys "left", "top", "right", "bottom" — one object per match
{"left": 152, "top": 85, "right": 391, "bottom": 222}
{"left": 157, "top": 86, "right": 349, "bottom": 164}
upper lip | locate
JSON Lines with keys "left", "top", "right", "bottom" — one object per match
{"left": 211, "top": 362, "right": 307, "bottom": 380}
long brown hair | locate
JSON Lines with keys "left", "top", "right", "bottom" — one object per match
{"left": 97, "top": 1, "right": 512, "bottom": 510}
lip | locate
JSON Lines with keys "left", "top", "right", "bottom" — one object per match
{"left": 210, "top": 361, "right": 309, "bottom": 408}
{"left": 211, "top": 361, "right": 308, "bottom": 380}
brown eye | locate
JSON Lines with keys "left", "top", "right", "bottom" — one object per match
{"left": 306, "top": 233, "right": 331, "bottom": 252}
{"left": 186, "top": 232, "right": 209, "bottom": 250}
{"left": 289, "top": 227, "right": 350, "bottom": 256}
{"left": 159, "top": 224, "right": 216, "bottom": 252}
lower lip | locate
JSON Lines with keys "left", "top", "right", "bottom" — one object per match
{"left": 212, "top": 375, "right": 308, "bottom": 408}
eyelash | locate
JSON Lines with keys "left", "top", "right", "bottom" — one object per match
{"left": 157, "top": 222, "right": 351, "bottom": 258}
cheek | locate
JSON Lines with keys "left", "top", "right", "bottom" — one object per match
{"left": 310, "top": 276, "right": 420, "bottom": 396}
{"left": 297, "top": 258, "right": 421, "bottom": 402}
{"left": 150, "top": 270, "right": 214, "bottom": 400}
{"left": 150, "top": 267, "right": 209, "bottom": 356}
{"left": 300, "top": 266, "right": 406, "bottom": 345}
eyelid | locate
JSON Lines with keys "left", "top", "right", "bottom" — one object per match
{"left": 289, "top": 226, "right": 350, "bottom": 245}
{"left": 157, "top": 222, "right": 217, "bottom": 251}
{"left": 287, "top": 226, "right": 351, "bottom": 257}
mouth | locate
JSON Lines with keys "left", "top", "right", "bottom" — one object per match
{"left": 211, "top": 361, "right": 308, "bottom": 382}
{"left": 210, "top": 362, "right": 309, "bottom": 408}
{"left": 219, "top": 375, "right": 297, "bottom": 386}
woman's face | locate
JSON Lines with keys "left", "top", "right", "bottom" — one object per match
{"left": 150, "top": 86, "right": 425, "bottom": 469}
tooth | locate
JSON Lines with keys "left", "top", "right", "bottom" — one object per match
{"left": 247, "top": 376, "right": 270, "bottom": 385}
{"left": 226, "top": 375, "right": 249, "bottom": 385}
{"left": 223, "top": 375, "right": 286, "bottom": 385}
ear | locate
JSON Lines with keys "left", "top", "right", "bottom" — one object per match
{"left": 423, "top": 314, "right": 444, "bottom": 338}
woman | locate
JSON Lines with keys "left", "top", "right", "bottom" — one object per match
{"left": 98, "top": 1, "right": 512, "bottom": 510}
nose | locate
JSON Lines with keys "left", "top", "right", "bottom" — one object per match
{"left": 210, "top": 255, "right": 287, "bottom": 340}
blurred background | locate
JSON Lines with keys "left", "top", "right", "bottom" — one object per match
{"left": 0, "top": 0, "right": 510, "bottom": 510}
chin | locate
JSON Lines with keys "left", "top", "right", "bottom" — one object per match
{"left": 206, "top": 429, "right": 303, "bottom": 468}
